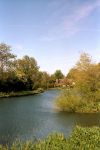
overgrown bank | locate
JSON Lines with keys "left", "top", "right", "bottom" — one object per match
{"left": 0, "top": 126, "right": 100, "bottom": 150}
{"left": 56, "top": 53, "right": 100, "bottom": 113}
{"left": 56, "top": 88, "right": 100, "bottom": 113}
{"left": 0, "top": 88, "right": 44, "bottom": 98}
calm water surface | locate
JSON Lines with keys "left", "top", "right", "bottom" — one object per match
{"left": 0, "top": 89, "right": 100, "bottom": 144}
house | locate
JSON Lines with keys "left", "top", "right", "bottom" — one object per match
{"left": 55, "top": 78, "right": 75, "bottom": 88}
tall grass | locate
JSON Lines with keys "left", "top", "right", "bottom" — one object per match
{"left": 0, "top": 126, "right": 100, "bottom": 150}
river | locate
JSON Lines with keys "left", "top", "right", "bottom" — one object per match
{"left": 0, "top": 89, "right": 100, "bottom": 145}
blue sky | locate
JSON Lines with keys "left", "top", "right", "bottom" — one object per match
{"left": 0, "top": 0, "right": 100, "bottom": 75}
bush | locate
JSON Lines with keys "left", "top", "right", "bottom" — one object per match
{"left": 56, "top": 89, "right": 82, "bottom": 112}
{"left": 68, "top": 126, "right": 100, "bottom": 150}
{"left": 56, "top": 88, "right": 100, "bottom": 113}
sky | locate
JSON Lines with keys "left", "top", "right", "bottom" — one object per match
{"left": 0, "top": 0, "right": 100, "bottom": 75}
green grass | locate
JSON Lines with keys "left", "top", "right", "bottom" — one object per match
{"left": 0, "top": 126, "right": 100, "bottom": 150}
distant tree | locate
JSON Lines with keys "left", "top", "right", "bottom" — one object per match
{"left": 40, "top": 72, "right": 50, "bottom": 89}
{"left": 76, "top": 52, "right": 92, "bottom": 71}
{"left": 49, "top": 74, "right": 56, "bottom": 88}
{"left": 54, "top": 70, "right": 64, "bottom": 81}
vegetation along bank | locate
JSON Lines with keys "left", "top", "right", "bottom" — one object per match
{"left": 0, "top": 126, "right": 100, "bottom": 150}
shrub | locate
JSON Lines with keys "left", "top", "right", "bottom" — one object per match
{"left": 56, "top": 89, "right": 82, "bottom": 112}
{"left": 56, "top": 88, "right": 100, "bottom": 113}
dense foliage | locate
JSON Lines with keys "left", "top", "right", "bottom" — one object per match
{"left": 56, "top": 53, "right": 100, "bottom": 112}
{"left": 0, "top": 126, "right": 100, "bottom": 150}
{"left": 0, "top": 43, "right": 64, "bottom": 93}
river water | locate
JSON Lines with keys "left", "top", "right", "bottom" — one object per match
{"left": 0, "top": 89, "right": 100, "bottom": 145}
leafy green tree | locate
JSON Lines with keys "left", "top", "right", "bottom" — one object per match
{"left": 16, "top": 55, "right": 39, "bottom": 90}
{"left": 40, "top": 72, "right": 50, "bottom": 89}
{"left": 73, "top": 53, "right": 100, "bottom": 102}
{"left": 54, "top": 70, "right": 64, "bottom": 81}
{"left": 77, "top": 63, "right": 100, "bottom": 102}
{"left": 67, "top": 68, "right": 78, "bottom": 80}
{"left": 57, "top": 53, "right": 100, "bottom": 112}
{"left": 49, "top": 74, "right": 56, "bottom": 88}
{"left": 0, "top": 43, "right": 16, "bottom": 78}
{"left": 0, "top": 43, "right": 17, "bottom": 92}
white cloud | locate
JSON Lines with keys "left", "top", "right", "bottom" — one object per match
{"left": 64, "top": 0, "right": 100, "bottom": 27}
{"left": 40, "top": 0, "right": 100, "bottom": 41}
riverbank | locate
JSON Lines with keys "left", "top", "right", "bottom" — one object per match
{"left": 56, "top": 88, "right": 100, "bottom": 113}
{"left": 0, "top": 126, "right": 100, "bottom": 150}
{"left": 0, "top": 87, "right": 62, "bottom": 98}
{"left": 0, "top": 88, "right": 44, "bottom": 98}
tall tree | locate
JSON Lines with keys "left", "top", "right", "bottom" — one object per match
{"left": 54, "top": 70, "right": 64, "bottom": 81}
{"left": 67, "top": 52, "right": 100, "bottom": 102}
{"left": 40, "top": 72, "right": 50, "bottom": 89}
{"left": 0, "top": 43, "right": 16, "bottom": 76}
{"left": 76, "top": 52, "right": 92, "bottom": 71}
{"left": 16, "top": 55, "right": 39, "bottom": 90}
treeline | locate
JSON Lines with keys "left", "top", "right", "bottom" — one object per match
{"left": 0, "top": 43, "right": 64, "bottom": 93}
{"left": 56, "top": 53, "right": 100, "bottom": 112}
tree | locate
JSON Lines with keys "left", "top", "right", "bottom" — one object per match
{"left": 54, "top": 70, "right": 64, "bottom": 81}
{"left": 67, "top": 52, "right": 100, "bottom": 102}
{"left": 49, "top": 74, "right": 56, "bottom": 88}
{"left": 15, "top": 55, "right": 39, "bottom": 90}
{"left": 0, "top": 43, "right": 16, "bottom": 78}
{"left": 76, "top": 52, "right": 92, "bottom": 71}
{"left": 0, "top": 43, "right": 17, "bottom": 92}
{"left": 57, "top": 53, "right": 100, "bottom": 112}
{"left": 67, "top": 68, "right": 78, "bottom": 80}
{"left": 77, "top": 63, "right": 100, "bottom": 102}
{"left": 40, "top": 72, "right": 50, "bottom": 89}
{"left": 67, "top": 53, "right": 93, "bottom": 82}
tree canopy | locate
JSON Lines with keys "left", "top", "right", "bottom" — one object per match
{"left": 0, "top": 43, "right": 56, "bottom": 92}
{"left": 57, "top": 52, "right": 100, "bottom": 112}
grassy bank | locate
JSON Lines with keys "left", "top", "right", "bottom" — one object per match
{"left": 56, "top": 88, "right": 100, "bottom": 113}
{"left": 0, "top": 126, "right": 100, "bottom": 150}
{"left": 0, "top": 88, "right": 44, "bottom": 98}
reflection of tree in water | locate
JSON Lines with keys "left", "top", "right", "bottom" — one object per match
{"left": 75, "top": 113, "right": 100, "bottom": 127}
{"left": 53, "top": 112, "right": 100, "bottom": 137}
{"left": 53, "top": 112, "right": 77, "bottom": 137}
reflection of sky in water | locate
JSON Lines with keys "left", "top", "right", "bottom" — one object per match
{"left": 0, "top": 89, "right": 100, "bottom": 145}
